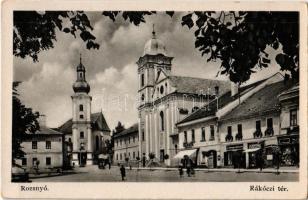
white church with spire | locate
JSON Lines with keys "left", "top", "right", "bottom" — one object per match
{"left": 136, "top": 26, "right": 230, "bottom": 166}
{"left": 59, "top": 55, "right": 111, "bottom": 167}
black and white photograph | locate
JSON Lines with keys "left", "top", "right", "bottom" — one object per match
{"left": 2, "top": 1, "right": 307, "bottom": 199}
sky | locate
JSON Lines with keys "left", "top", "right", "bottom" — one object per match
{"left": 14, "top": 11, "right": 281, "bottom": 130}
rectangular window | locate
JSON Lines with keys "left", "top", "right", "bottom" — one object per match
{"left": 238, "top": 124, "right": 242, "bottom": 134}
{"left": 80, "top": 131, "right": 84, "bottom": 139}
{"left": 267, "top": 118, "right": 273, "bottom": 128}
{"left": 290, "top": 109, "right": 298, "bottom": 126}
{"left": 227, "top": 126, "right": 232, "bottom": 135}
{"left": 46, "top": 141, "right": 51, "bottom": 149}
{"left": 191, "top": 129, "right": 195, "bottom": 142}
{"left": 141, "top": 74, "right": 145, "bottom": 87}
{"left": 210, "top": 125, "right": 215, "bottom": 140}
{"left": 256, "top": 120, "right": 261, "bottom": 130}
{"left": 32, "top": 158, "right": 37, "bottom": 166}
{"left": 142, "top": 131, "right": 145, "bottom": 141}
{"left": 32, "top": 141, "right": 37, "bottom": 149}
{"left": 133, "top": 152, "right": 135, "bottom": 159}
{"left": 80, "top": 114, "right": 84, "bottom": 119}
{"left": 201, "top": 127, "right": 205, "bottom": 141}
{"left": 79, "top": 104, "right": 83, "bottom": 111}
{"left": 116, "top": 154, "right": 118, "bottom": 160}
{"left": 46, "top": 157, "right": 51, "bottom": 165}
{"left": 120, "top": 153, "right": 122, "bottom": 160}
{"left": 22, "top": 158, "right": 27, "bottom": 166}
{"left": 184, "top": 131, "right": 187, "bottom": 143}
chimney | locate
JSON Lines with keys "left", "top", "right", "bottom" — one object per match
{"left": 38, "top": 114, "right": 46, "bottom": 127}
{"left": 231, "top": 82, "right": 238, "bottom": 97}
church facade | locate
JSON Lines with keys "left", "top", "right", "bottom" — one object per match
{"left": 137, "top": 30, "right": 230, "bottom": 166}
{"left": 59, "top": 57, "right": 111, "bottom": 167}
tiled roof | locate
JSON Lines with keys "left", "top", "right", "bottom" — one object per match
{"left": 178, "top": 79, "right": 266, "bottom": 124}
{"left": 220, "top": 81, "right": 294, "bottom": 122}
{"left": 113, "top": 123, "right": 138, "bottom": 138}
{"left": 168, "top": 76, "right": 230, "bottom": 95}
{"left": 58, "top": 112, "right": 110, "bottom": 135}
{"left": 34, "top": 127, "right": 63, "bottom": 135}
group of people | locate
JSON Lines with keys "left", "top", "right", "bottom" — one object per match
{"left": 178, "top": 155, "right": 195, "bottom": 177}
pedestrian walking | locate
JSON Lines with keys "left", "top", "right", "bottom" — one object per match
{"left": 178, "top": 163, "right": 184, "bottom": 178}
{"left": 108, "top": 161, "right": 111, "bottom": 170}
{"left": 120, "top": 165, "right": 126, "bottom": 181}
{"left": 186, "top": 158, "right": 192, "bottom": 177}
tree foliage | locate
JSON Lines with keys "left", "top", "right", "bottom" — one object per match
{"left": 13, "top": 11, "right": 99, "bottom": 62}
{"left": 14, "top": 11, "right": 299, "bottom": 83}
{"left": 180, "top": 11, "right": 299, "bottom": 83}
{"left": 12, "top": 82, "right": 40, "bottom": 160}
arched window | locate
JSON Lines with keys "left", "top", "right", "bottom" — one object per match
{"left": 79, "top": 104, "right": 83, "bottom": 111}
{"left": 160, "top": 85, "right": 164, "bottom": 94}
{"left": 160, "top": 111, "right": 164, "bottom": 131}
{"left": 141, "top": 74, "right": 144, "bottom": 87}
{"left": 95, "top": 136, "right": 99, "bottom": 151}
{"left": 192, "top": 106, "right": 199, "bottom": 113}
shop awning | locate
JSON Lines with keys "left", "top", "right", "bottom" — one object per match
{"left": 173, "top": 149, "right": 197, "bottom": 159}
{"left": 98, "top": 154, "right": 108, "bottom": 159}
{"left": 244, "top": 148, "right": 260, "bottom": 153}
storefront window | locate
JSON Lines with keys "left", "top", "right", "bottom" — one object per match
{"left": 290, "top": 109, "right": 298, "bottom": 126}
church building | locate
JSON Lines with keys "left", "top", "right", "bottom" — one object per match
{"left": 59, "top": 56, "right": 111, "bottom": 167}
{"left": 137, "top": 28, "right": 230, "bottom": 166}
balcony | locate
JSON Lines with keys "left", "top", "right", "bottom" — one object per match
{"left": 225, "top": 133, "right": 233, "bottom": 142}
{"left": 253, "top": 129, "right": 263, "bottom": 138}
{"left": 183, "top": 141, "right": 194, "bottom": 148}
{"left": 235, "top": 133, "right": 243, "bottom": 141}
{"left": 264, "top": 127, "right": 274, "bottom": 137}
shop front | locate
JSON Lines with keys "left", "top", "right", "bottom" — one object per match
{"left": 277, "top": 134, "right": 299, "bottom": 166}
{"left": 201, "top": 150, "right": 217, "bottom": 168}
{"left": 223, "top": 144, "right": 245, "bottom": 168}
{"left": 245, "top": 142, "right": 264, "bottom": 168}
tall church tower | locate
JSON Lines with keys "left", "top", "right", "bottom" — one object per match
{"left": 136, "top": 27, "right": 173, "bottom": 159}
{"left": 71, "top": 55, "right": 93, "bottom": 166}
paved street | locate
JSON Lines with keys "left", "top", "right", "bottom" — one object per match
{"left": 32, "top": 165, "right": 298, "bottom": 182}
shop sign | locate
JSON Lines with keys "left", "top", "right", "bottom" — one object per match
{"left": 248, "top": 143, "right": 261, "bottom": 149}
{"left": 226, "top": 144, "right": 243, "bottom": 151}
{"left": 279, "top": 138, "right": 290, "bottom": 145}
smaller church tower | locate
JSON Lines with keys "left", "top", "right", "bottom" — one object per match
{"left": 71, "top": 55, "right": 93, "bottom": 166}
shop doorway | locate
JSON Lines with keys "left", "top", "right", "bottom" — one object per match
{"left": 78, "top": 152, "right": 87, "bottom": 167}
{"left": 160, "top": 149, "right": 165, "bottom": 162}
